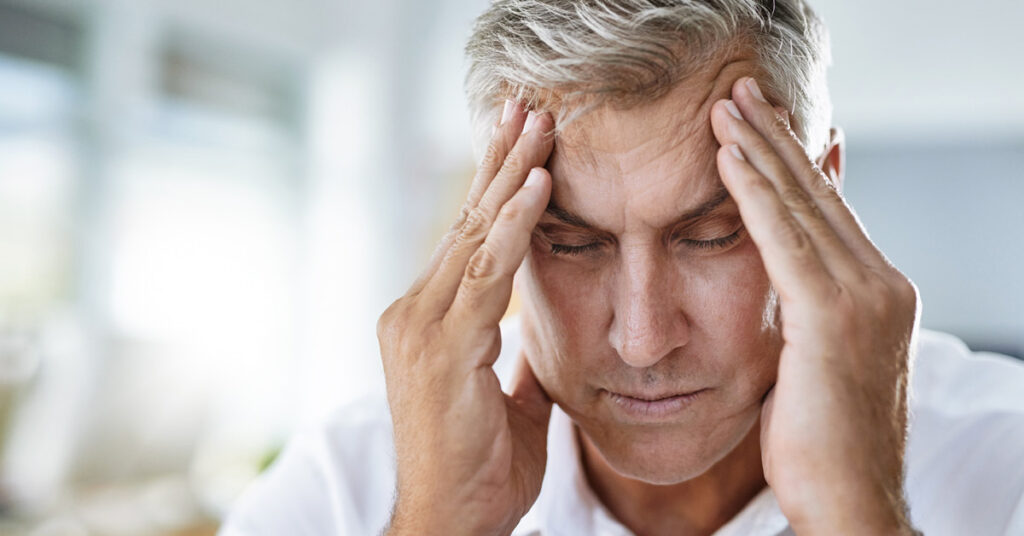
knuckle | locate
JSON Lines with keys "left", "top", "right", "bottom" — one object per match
{"left": 497, "top": 196, "right": 527, "bottom": 223}
{"left": 891, "top": 273, "right": 920, "bottom": 308}
{"left": 451, "top": 203, "right": 472, "bottom": 232}
{"left": 500, "top": 145, "right": 526, "bottom": 173}
{"left": 862, "top": 273, "right": 915, "bottom": 319}
{"left": 480, "top": 136, "right": 505, "bottom": 170}
{"left": 778, "top": 183, "right": 817, "bottom": 216}
{"left": 376, "top": 300, "right": 406, "bottom": 347}
{"left": 465, "top": 244, "right": 501, "bottom": 283}
{"left": 458, "top": 206, "right": 492, "bottom": 244}
{"left": 809, "top": 168, "right": 839, "bottom": 197}
{"left": 767, "top": 113, "right": 793, "bottom": 141}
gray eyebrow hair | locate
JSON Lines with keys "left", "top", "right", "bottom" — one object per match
{"left": 543, "top": 183, "right": 732, "bottom": 232}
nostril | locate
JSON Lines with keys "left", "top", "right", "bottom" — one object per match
{"left": 620, "top": 342, "right": 668, "bottom": 368}
{"left": 609, "top": 262, "right": 690, "bottom": 367}
{"left": 609, "top": 306, "right": 690, "bottom": 368}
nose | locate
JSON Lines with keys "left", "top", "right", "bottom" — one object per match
{"left": 608, "top": 249, "right": 690, "bottom": 368}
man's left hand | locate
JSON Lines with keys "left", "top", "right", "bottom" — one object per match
{"left": 710, "top": 77, "right": 921, "bottom": 535}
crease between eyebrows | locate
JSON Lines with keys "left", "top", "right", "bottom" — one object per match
{"left": 543, "top": 183, "right": 732, "bottom": 234}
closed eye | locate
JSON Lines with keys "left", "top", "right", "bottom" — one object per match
{"left": 550, "top": 229, "right": 743, "bottom": 256}
{"left": 679, "top": 227, "right": 744, "bottom": 250}
{"left": 550, "top": 242, "right": 602, "bottom": 256}
{"left": 546, "top": 225, "right": 744, "bottom": 257}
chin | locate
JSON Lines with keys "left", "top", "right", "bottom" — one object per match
{"left": 576, "top": 412, "right": 760, "bottom": 485}
{"left": 591, "top": 433, "right": 726, "bottom": 485}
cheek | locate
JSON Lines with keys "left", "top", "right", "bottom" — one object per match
{"left": 518, "top": 240, "right": 781, "bottom": 396}
{"left": 691, "top": 241, "right": 775, "bottom": 329}
{"left": 518, "top": 248, "right": 611, "bottom": 396}
{"left": 526, "top": 248, "right": 608, "bottom": 325}
{"left": 684, "top": 240, "right": 780, "bottom": 390}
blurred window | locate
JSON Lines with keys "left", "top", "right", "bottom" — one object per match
{"left": 0, "top": 2, "right": 80, "bottom": 327}
{"left": 105, "top": 38, "right": 304, "bottom": 446}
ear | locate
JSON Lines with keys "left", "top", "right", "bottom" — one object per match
{"left": 815, "top": 127, "right": 845, "bottom": 193}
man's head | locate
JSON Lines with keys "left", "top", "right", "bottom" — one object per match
{"left": 464, "top": 0, "right": 837, "bottom": 484}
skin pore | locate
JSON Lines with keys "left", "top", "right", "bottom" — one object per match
{"left": 514, "top": 54, "right": 792, "bottom": 535}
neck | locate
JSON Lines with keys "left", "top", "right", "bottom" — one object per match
{"left": 578, "top": 421, "right": 766, "bottom": 536}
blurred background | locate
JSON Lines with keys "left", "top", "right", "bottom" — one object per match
{"left": 0, "top": 0, "right": 1020, "bottom": 534}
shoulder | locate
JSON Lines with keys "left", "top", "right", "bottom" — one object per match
{"left": 220, "top": 395, "right": 396, "bottom": 536}
{"left": 905, "top": 329, "right": 1024, "bottom": 535}
{"left": 911, "top": 329, "right": 1024, "bottom": 415}
{"left": 221, "top": 317, "right": 524, "bottom": 535}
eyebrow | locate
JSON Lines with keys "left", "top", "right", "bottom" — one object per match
{"left": 543, "top": 183, "right": 733, "bottom": 233}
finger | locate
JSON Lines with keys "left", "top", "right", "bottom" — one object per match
{"left": 474, "top": 111, "right": 555, "bottom": 228}
{"left": 772, "top": 106, "right": 790, "bottom": 127}
{"left": 710, "top": 99, "right": 863, "bottom": 281}
{"left": 409, "top": 100, "right": 529, "bottom": 295}
{"left": 445, "top": 167, "right": 551, "bottom": 340}
{"left": 467, "top": 101, "right": 530, "bottom": 217}
{"left": 730, "top": 77, "right": 889, "bottom": 269}
{"left": 716, "top": 143, "right": 837, "bottom": 303}
{"left": 421, "top": 112, "right": 555, "bottom": 311}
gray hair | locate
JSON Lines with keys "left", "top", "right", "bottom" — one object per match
{"left": 464, "top": 0, "right": 832, "bottom": 160}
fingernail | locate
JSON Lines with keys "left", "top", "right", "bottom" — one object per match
{"left": 725, "top": 100, "right": 743, "bottom": 120}
{"left": 523, "top": 110, "right": 538, "bottom": 133}
{"left": 746, "top": 78, "right": 768, "bottom": 103}
{"left": 728, "top": 144, "right": 745, "bottom": 161}
{"left": 501, "top": 99, "right": 515, "bottom": 125}
{"left": 524, "top": 167, "right": 544, "bottom": 187}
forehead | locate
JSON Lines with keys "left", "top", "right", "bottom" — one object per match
{"left": 546, "top": 55, "right": 759, "bottom": 231}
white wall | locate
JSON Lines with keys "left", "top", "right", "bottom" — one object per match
{"left": 844, "top": 142, "right": 1024, "bottom": 356}
{"left": 811, "top": 0, "right": 1024, "bottom": 355}
{"left": 814, "top": 0, "right": 1024, "bottom": 144}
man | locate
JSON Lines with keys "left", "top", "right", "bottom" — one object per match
{"left": 221, "top": 1, "right": 1024, "bottom": 534}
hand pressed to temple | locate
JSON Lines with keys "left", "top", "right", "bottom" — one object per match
{"left": 377, "top": 101, "right": 556, "bottom": 536}
{"left": 711, "top": 77, "right": 922, "bottom": 535}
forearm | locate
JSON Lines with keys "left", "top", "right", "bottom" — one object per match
{"left": 788, "top": 491, "right": 919, "bottom": 536}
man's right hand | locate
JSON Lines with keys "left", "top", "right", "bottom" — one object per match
{"left": 376, "top": 101, "right": 555, "bottom": 536}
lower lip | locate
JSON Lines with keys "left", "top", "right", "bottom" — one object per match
{"left": 603, "top": 389, "right": 709, "bottom": 422}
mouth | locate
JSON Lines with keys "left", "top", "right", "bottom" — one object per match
{"left": 601, "top": 388, "right": 709, "bottom": 422}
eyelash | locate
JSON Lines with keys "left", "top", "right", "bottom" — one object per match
{"left": 549, "top": 243, "right": 602, "bottom": 256}
{"left": 549, "top": 229, "right": 743, "bottom": 256}
{"left": 680, "top": 228, "right": 744, "bottom": 250}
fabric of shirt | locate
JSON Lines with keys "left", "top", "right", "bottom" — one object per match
{"left": 220, "top": 320, "right": 1024, "bottom": 536}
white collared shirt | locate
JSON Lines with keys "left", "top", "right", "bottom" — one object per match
{"left": 220, "top": 321, "right": 1024, "bottom": 535}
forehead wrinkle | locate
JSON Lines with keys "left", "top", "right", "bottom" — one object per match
{"left": 544, "top": 50, "right": 761, "bottom": 234}
{"left": 630, "top": 55, "right": 757, "bottom": 228}
{"left": 551, "top": 53, "right": 758, "bottom": 183}
{"left": 662, "top": 54, "right": 759, "bottom": 152}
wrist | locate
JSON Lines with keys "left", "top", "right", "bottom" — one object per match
{"left": 777, "top": 469, "right": 914, "bottom": 536}
{"left": 787, "top": 499, "right": 914, "bottom": 536}
{"left": 386, "top": 497, "right": 516, "bottom": 536}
